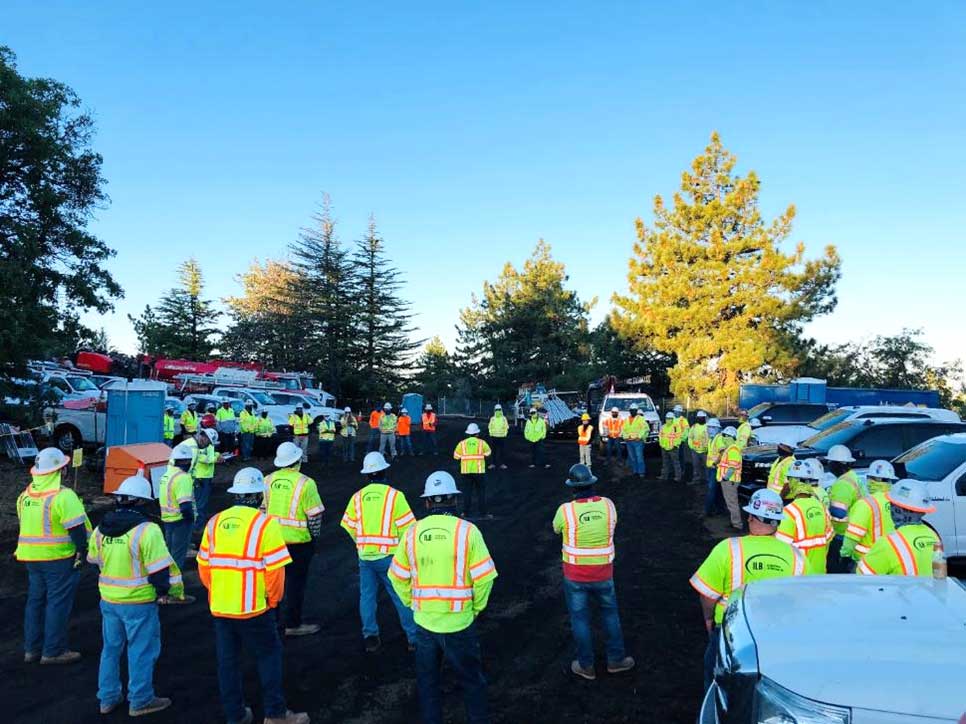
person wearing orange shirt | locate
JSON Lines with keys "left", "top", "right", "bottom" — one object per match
{"left": 367, "top": 404, "right": 383, "bottom": 454}
{"left": 420, "top": 404, "right": 439, "bottom": 456}
{"left": 397, "top": 410, "right": 414, "bottom": 457}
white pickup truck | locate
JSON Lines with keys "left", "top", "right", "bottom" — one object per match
{"left": 701, "top": 576, "right": 966, "bottom": 723}
{"left": 595, "top": 391, "right": 661, "bottom": 448}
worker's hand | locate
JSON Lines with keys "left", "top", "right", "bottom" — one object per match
{"left": 73, "top": 553, "right": 86, "bottom": 570}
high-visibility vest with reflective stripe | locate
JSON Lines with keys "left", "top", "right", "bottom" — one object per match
{"left": 256, "top": 417, "right": 275, "bottom": 437}
{"left": 775, "top": 496, "right": 833, "bottom": 574}
{"left": 239, "top": 410, "right": 257, "bottom": 434}
{"left": 621, "top": 416, "right": 648, "bottom": 441}
{"left": 159, "top": 467, "right": 195, "bottom": 523}
{"left": 340, "top": 415, "right": 357, "bottom": 437}
{"left": 736, "top": 421, "right": 752, "bottom": 448}
{"left": 689, "top": 535, "right": 808, "bottom": 624}
{"left": 488, "top": 414, "right": 509, "bottom": 438}
{"left": 675, "top": 416, "right": 690, "bottom": 438}
{"left": 688, "top": 423, "right": 709, "bottom": 453}
{"left": 524, "top": 417, "right": 547, "bottom": 442}
{"left": 716, "top": 444, "right": 743, "bottom": 483}
{"left": 577, "top": 424, "right": 593, "bottom": 445}
{"left": 379, "top": 414, "right": 398, "bottom": 434}
{"left": 767, "top": 456, "right": 796, "bottom": 496}
{"left": 454, "top": 437, "right": 490, "bottom": 475}
{"left": 706, "top": 433, "right": 728, "bottom": 468}
{"left": 603, "top": 416, "right": 623, "bottom": 439}
{"left": 193, "top": 443, "right": 218, "bottom": 480}
{"left": 828, "top": 470, "right": 863, "bottom": 537}
{"left": 422, "top": 412, "right": 437, "bottom": 432}
{"left": 216, "top": 407, "right": 236, "bottom": 422}
{"left": 181, "top": 410, "right": 199, "bottom": 433}
{"left": 845, "top": 491, "right": 894, "bottom": 556}
{"left": 289, "top": 413, "right": 310, "bottom": 436}
{"left": 659, "top": 422, "right": 680, "bottom": 450}
{"left": 163, "top": 415, "right": 175, "bottom": 440}
{"left": 340, "top": 483, "right": 415, "bottom": 559}
{"left": 15, "top": 474, "right": 90, "bottom": 562}
{"left": 858, "top": 524, "right": 939, "bottom": 577}
{"left": 264, "top": 469, "right": 324, "bottom": 544}
{"left": 555, "top": 497, "right": 616, "bottom": 566}
{"left": 87, "top": 521, "right": 183, "bottom": 603}
{"left": 317, "top": 419, "right": 336, "bottom": 441}
{"left": 198, "top": 506, "right": 291, "bottom": 618}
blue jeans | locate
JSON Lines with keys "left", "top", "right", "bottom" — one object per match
{"left": 24, "top": 557, "right": 79, "bottom": 657}
{"left": 214, "top": 611, "right": 287, "bottom": 721}
{"left": 342, "top": 435, "right": 356, "bottom": 462}
{"left": 240, "top": 432, "right": 254, "bottom": 460}
{"left": 193, "top": 478, "right": 212, "bottom": 533}
{"left": 606, "top": 437, "right": 621, "bottom": 462}
{"left": 625, "top": 441, "right": 645, "bottom": 475}
{"left": 529, "top": 440, "right": 544, "bottom": 466}
{"left": 98, "top": 601, "right": 161, "bottom": 711}
{"left": 359, "top": 557, "right": 417, "bottom": 643}
{"left": 317, "top": 439, "right": 333, "bottom": 464}
{"left": 398, "top": 435, "right": 414, "bottom": 455}
{"left": 704, "top": 466, "right": 726, "bottom": 515}
{"left": 563, "top": 577, "right": 627, "bottom": 669}
{"left": 704, "top": 627, "right": 720, "bottom": 691}
{"left": 163, "top": 518, "right": 192, "bottom": 572}
{"left": 367, "top": 434, "right": 380, "bottom": 453}
{"left": 414, "top": 623, "right": 489, "bottom": 724}
{"left": 421, "top": 430, "right": 438, "bottom": 455}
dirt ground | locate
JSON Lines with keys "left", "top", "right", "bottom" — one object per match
{"left": 0, "top": 422, "right": 715, "bottom": 724}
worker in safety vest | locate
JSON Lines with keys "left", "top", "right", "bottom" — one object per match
{"left": 767, "top": 444, "right": 797, "bottom": 499}
{"left": 553, "top": 464, "right": 634, "bottom": 681}
{"left": 602, "top": 406, "right": 624, "bottom": 465}
{"left": 396, "top": 409, "right": 414, "bottom": 457}
{"left": 621, "top": 404, "right": 648, "bottom": 478}
{"left": 158, "top": 443, "right": 196, "bottom": 573}
{"left": 576, "top": 413, "right": 594, "bottom": 469}
{"left": 288, "top": 404, "right": 312, "bottom": 463}
{"left": 216, "top": 400, "right": 237, "bottom": 454}
{"left": 163, "top": 405, "right": 176, "bottom": 446}
{"left": 687, "top": 411, "right": 710, "bottom": 484}
{"left": 316, "top": 415, "right": 337, "bottom": 466}
{"left": 716, "top": 427, "right": 744, "bottom": 530}
{"left": 389, "top": 471, "right": 498, "bottom": 724}
{"left": 690, "top": 489, "right": 808, "bottom": 690}
{"left": 180, "top": 401, "right": 199, "bottom": 442}
{"left": 340, "top": 452, "right": 418, "bottom": 652}
{"left": 858, "top": 479, "right": 941, "bottom": 577}
{"left": 840, "top": 459, "right": 897, "bottom": 570}
{"left": 239, "top": 402, "right": 257, "bottom": 461}
{"left": 255, "top": 410, "right": 275, "bottom": 459}
{"left": 824, "top": 444, "right": 864, "bottom": 572}
{"left": 191, "top": 428, "right": 223, "bottom": 536}
{"left": 524, "top": 407, "right": 549, "bottom": 469}
{"left": 88, "top": 475, "right": 185, "bottom": 717}
{"left": 264, "top": 441, "right": 325, "bottom": 638}
{"left": 420, "top": 403, "right": 438, "bottom": 456}
{"left": 703, "top": 418, "right": 727, "bottom": 517}
{"left": 735, "top": 410, "right": 752, "bottom": 449}
{"left": 454, "top": 423, "right": 492, "bottom": 519}
{"left": 775, "top": 459, "right": 834, "bottom": 574}
{"left": 198, "top": 468, "right": 308, "bottom": 724}
{"left": 339, "top": 407, "right": 358, "bottom": 463}
{"left": 16, "top": 447, "right": 91, "bottom": 665}
{"left": 659, "top": 411, "right": 683, "bottom": 483}
{"left": 673, "top": 405, "right": 691, "bottom": 478}
{"left": 378, "top": 402, "right": 398, "bottom": 460}
{"left": 367, "top": 404, "right": 383, "bottom": 453}
{"left": 487, "top": 404, "right": 509, "bottom": 469}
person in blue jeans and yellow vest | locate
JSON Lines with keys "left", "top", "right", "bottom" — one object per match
{"left": 163, "top": 405, "right": 176, "bottom": 447}
{"left": 552, "top": 463, "right": 634, "bottom": 680}
{"left": 88, "top": 475, "right": 184, "bottom": 717}
{"left": 340, "top": 452, "right": 418, "bottom": 652}
{"left": 15, "top": 447, "right": 91, "bottom": 665}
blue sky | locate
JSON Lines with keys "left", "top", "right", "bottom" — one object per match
{"left": 4, "top": 2, "right": 965, "bottom": 366}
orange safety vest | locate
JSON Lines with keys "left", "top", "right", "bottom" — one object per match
{"left": 397, "top": 416, "right": 411, "bottom": 436}
{"left": 577, "top": 424, "right": 593, "bottom": 445}
{"left": 604, "top": 417, "right": 623, "bottom": 439}
{"left": 422, "top": 412, "right": 437, "bottom": 431}
{"left": 369, "top": 411, "right": 382, "bottom": 429}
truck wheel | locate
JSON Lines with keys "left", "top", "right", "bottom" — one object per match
{"left": 54, "top": 425, "right": 81, "bottom": 453}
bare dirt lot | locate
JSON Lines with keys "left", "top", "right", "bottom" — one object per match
{"left": 0, "top": 421, "right": 714, "bottom": 724}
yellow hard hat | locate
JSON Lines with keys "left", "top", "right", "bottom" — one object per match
{"left": 581, "top": 413, "right": 590, "bottom": 421}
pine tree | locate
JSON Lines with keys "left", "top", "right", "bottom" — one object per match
{"left": 413, "top": 336, "right": 456, "bottom": 402}
{"left": 612, "top": 133, "right": 841, "bottom": 411}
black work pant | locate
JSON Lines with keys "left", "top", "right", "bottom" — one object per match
{"left": 461, "top": 473, "right": 487, "bottom": 516}
{"left": 282, "top": 542, "right": 314, "bottom": 628}
{"left": 490, "top": 437, "right": 505, "bottom": 466}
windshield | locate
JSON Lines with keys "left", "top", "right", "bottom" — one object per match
{"left": 895, "top": 439, "right": 966, "bottom": 481}
{"left": 808, "top": 408, "right": 853, "bottom": 432}
{"left": 67, "top": 376, "right": 99, "bottom": 392}
{"left": 248, "top": 391, "right": 277, "bottom": 405}
{"left": 800, "top": 421, "right": 858, "bottom": 452}
{"left": 606, "top": 397, "right": 656, "bottom": 412}
{"left": 747, "top": 403, "right": 771, "bottom": 419}
{"left": 279, "top": 379, "right": 300, "bottom": 390}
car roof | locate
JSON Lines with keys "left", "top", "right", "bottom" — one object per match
{"left": 928, "top": 433, "right": 966, "bottom": 445}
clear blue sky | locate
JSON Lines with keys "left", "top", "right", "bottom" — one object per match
{"left": 5, "top": 2, "right": 965, "bottom": 366}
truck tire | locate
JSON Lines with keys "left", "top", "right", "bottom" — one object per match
{"left": 54, "top": 425, "right": 81, "bottom": 453}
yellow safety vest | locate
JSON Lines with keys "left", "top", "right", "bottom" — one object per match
{"left": 87, "top": 521, "right": 183, "bottom": 604}
{"left": 453, "top": 437, "right": 491, "bottom": 475}
{"left": 198, "top": 506, "right": 291, "bottom": 618}
{"left": 378, "top": 413, "right": 398, "bottom": 434}
{"left": 776, "top": 496, "right": 834, "bottom": 574}
{"left": 163, "top": 414, "right": 175, "bottom": 440}
{"left": 659, "top": 422, "right": 680, "bottom": 450}
{"left": 688, "top": 423, "right": 709, "bottom": 453}
{"left": 706, "top": 433, "right": 727, "bottom": 469}
{"left": 317, "top": 419, "right": 336, "bottom": 441}
{"left": 158, "top": 466, "right": 195, "bottom": 523}
{"left": 340, "top": 483, "right": 416, "bottom": 560}
{"left": 716, "top": 444, "right": 743, "bottom": 483}
{"left": 553, "top": 497, "right": 616, "bottom": 566}
{"left": 621, "top": 416, "right": 648, "bottom": 441}
{"left": 239, "top": 410, "right": 257, "bottom": 434}
{"left": 256, "top": 417, "right": 275, "bottom": 437}
{"left": 828, "top": 470, "right": 863, "bottom": 537}
{"left": 181, "top": 410, "right": 199, "bottom": 433}
{"left": 340, "top": 415, "right": 357, "bottom": 437}
{"left": 488, "top": 414, "right": 509, "bottom": 438}
{"left": 736, "top": 421, "right": 752, "bottom": 448}
{"left": 524, "top": 417, "right": 547, "bottom": 442}
{"left": 216, "top": 407, "right": 236, "bottom": 422}
{"left": 263, "top": 468, "right": 325, "bottom": 544}
{"left": 845, "top": 492, "right": 894, "bottom": 556}
{"left": 767, "top": 456, "right": 796, "bottom": 496}
{"left": 858, "top": 524, "right": 939, "bottom": 577}
{"left": 289, "top": 413, "right": 310, "bottom": 436}
{"left": 15, "top": 473, "right": 90, "bottom": 562}
{"left": 194, "top": 444, "right": 218, "bottom": 480}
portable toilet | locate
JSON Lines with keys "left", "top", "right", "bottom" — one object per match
{"left": 401, "top": 393, "right": 424, "bottom": 423}
{"left": 789, "top": 378, "right": 827, "bottom": 403}
{"left": 103, "top": 442, "right": 173, "bottom": 495}
{"left": 106, "top": 381, "right": 168, "bottom": 448}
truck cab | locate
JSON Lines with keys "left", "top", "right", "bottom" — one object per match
{"left": 596, "top": 392, "right": 660, "bottom": 446}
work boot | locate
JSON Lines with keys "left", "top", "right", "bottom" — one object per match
{"left": 40, "top": 650, "right": 81, "bottom": 665}
{"left": 364, "top": 635, "right": 381, "bottom": 653}
{"left": 129, "top": 697, "right": 172, "bottom": 717}
{"left": 570, "top": 660, "right": 596, "bottom": 680}
{"left": 499, "top": 464, "right": 507, "bottom": 470}
{"left": 263, "top": 711, "right": 309, "bottom": 724}
{"left": 285, "top": 624, "right": 320, "bottom": 637}
{"left": 23, "top": 652, "right": 39, "bottom": 664}
{"left": 607, "top": 656, "right": 636, "bottom": 674}
{"left": 230, "top": 707, "right": 254, "bottom": 724}
{"left": 99, "top": 699, "right": 122, "bottom": 715}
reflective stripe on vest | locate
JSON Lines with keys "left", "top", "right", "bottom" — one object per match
{"left": 92, "top": 523, "right": 155, "bottom": 599}
{"left": 18, "top": 489, "right": 71, "bottom": 547}
{"left": 410, "top": 519, "right": 475, "bottom": 613}
{"left": 886, "top": 532, "right": 919, "bottom": 575}
{"left": 561, "top": 501, "right": 616, "bottom": 564}
{"left": 161, "top": 471, "right": 190, "bottom": 517}
{"left": 205, "top": 513, "right": 271, "bottom": 614}
{"left": 265, "top": 474, "right": 311, "bottom": 528}
{"left": 604, "top": 418, "right": 623, "bottom": 438}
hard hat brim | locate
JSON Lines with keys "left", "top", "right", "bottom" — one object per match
{"left": 741, "top": 504, "right": 783, "bottom": 521}
{"left": 565, "top": 475, "right": 598, "bottom": 487}
{"left": 420, "top": 488, "right": 462, "bottom": 498}
{"left": 360, "top": 460, "right": 391, "bottom": 475}
{"left": 886, "top": 492, "right": 936, "bottom": 513}
{"left": 274, "top": 450, "right": 303, "bottom": 467}
{"left": 30, "top": 456, "right": 70, "bottom": 476}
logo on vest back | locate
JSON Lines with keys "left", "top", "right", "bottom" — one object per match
{"left": 579, "top": 511, "right": 604, "bottom": 524}
{"left": 912, "top": 535, "right": 935, "bottom": 551}
{"left": 363, "top": 493, "right": 383, "bottom": 503}
{"left": 219, "top": 516, "right": 243, "bottom": 532}
{"left": 419, "top": 527, "right": 449, "bottom": 544}
{"left": 744, "top": 553, "right": 789, "bottom": 574}
{"left": 806, "top": 507, "right": 823, "bottom": 521}
{"left": 271, "top": 481, "right": 291, "bottom": 491}
{"left": 103, "top": 536, "right": 127, "bottom": 545}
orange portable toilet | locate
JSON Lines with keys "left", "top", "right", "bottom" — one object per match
{"left": 104, "top": 443, "right": 173, "bottom": 496}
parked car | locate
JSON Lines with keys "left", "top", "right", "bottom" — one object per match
{"left": 264, "top": 390, "right": 342, "bottom": 425}
{"left": 209, "top": 387, "right": 309, "bottom": 429}
{"left": 700, "top": 576, "right": 965, "bottom": 723}
{"left": 595, "top": 392, "right": 661, "bottom": 449}
{"left": 754, "top": 404, "right": 961, "bottom": 447}
{"left": 746, "top": 401, "right": 834, "bottom": 430}
{"left": 89, "top": 375, "right": 126, "bottom": 389}
{"left": 41, "top": 372, "right": 103, "bottom": 401}
{"left": 739, "top": 419, "right": 966, "bottom": 505}
{"left": 184, "top": 393, "right": 290, "bottom": 434}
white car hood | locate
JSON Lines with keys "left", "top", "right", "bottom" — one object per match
{"left": 745, "top": 576, "right": 966, "bottom": 720}
{"left": 753, "top": 425, "right": 814, "bottom": 447}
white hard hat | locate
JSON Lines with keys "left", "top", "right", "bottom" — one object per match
{"left": 665, "top": 411, "right": 674, "bottom": 419}
{"left": 465, "top": 422, "right": 481, "bottom": 435}
{"left": 610, "top": 407, "right": 619, "bottom": 413}
{"left": 824, "top": 444, "right": 855, "bottom": 463}
{"left": 421, "top": 470, "right": 461, "bottom": 498}
{"left": 750, "top": 418, "right": 762, "bottom": 428}
{"left": 707, "top": 418, "right": 721, "bottom": 428}
{"left": 165, "top": 404, "right": 175, "bottom": 411}
{"left": 361, "top": 451, "right": 390, "bottom": 475}
{"left": 529, "top": 407, "right": 537, "bottom": 413}
{"left": 722, "top": 426, "right": 738, "bottom": 438}
{"left": 673, "top": 404, "right": 683, "bottom": 412}
{"left": 867, "top": 459, "right": 898, "bottom": 481}
{"left": 169, "top": 443, "right": 194, "bottom": 463}
{"left": 31, "top": 447, "right": 70, "bottom": 475}
{"left": 887, "top": 479, "right": 936, "bottom": 513}
{"left": 274, "top": 441, "right": 302, "bottom": 467}
{"left": 806, "top": 458, "right": 825, "bottom": 479}
{"left": 114, "top": 474, "right": 154, "bottom": 501}
{"left": 742, "top": 488, "right": 784, "bottom": 521}
{"left": 494, "top": 403, "right": 502, "bottom": 410}
{"left": 696, "top": 410, "right": 707, "bottom": 418}
{"left": 629, "top": 403, "right": 639, "bottom": 410}
{"left": 344, "top": 407, "right": 352, "bottom": 413}
{"left": 383, "top": 402, "right": 392, "bottom": 410}
{"left": 202, "top": 428, "right": 219, "bottom": 445}
{"left": 788, "top": 458, "right": 822, "bottom": 481}
{"left": 425, "top": 404, "right": 433, "bottom": 410}
{"left": 227, "top": 467, "right": 265, "bottom": 494}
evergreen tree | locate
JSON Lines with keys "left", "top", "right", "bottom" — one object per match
{"left": 613, "top": 133, "right": 841, "bottom": 411}
{"left": 413, "top": 336, "right": 456, "bottom": 401}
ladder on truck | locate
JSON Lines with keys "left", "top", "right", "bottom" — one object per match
{"left": 173, "top": 368, "right": 284, "bottom": 393}
{"left": 0, "top": 423, "right": 39, "bottom": 464}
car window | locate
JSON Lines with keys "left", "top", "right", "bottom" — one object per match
{"left": 904, "top": 424, "right": 964, "bottom": 452}
{"left": 220, "top": 390, "right": 240, "bottom": 399}
{"left": 810, "top": 408, "right": 853, "bottom": 431}
{"left": 249, "top": 391, "right": 276, "bottom": 405}
{"left": 859, "top": 412, "right": 927, "bottom": 419}
{"left": 606, "top": 397, "right": 655, "bottom": 412}
{"left": 956, "top": 471, "right": 966, "bottom": 497}
{"left": 896, "top": 440, "right": 966, "bottom": 481}
{"left": 67, "top": 376, "right": 98, "bottom": 392}
{"left": 801, "top": 422, "right": 859, "bottom": 452}
{"left": 850, "top": 426, "right": 906, "bottom": 460}
{"left": 47, "top": 377, "right": 70, "bottom": 393}
{"left": 747, "top": 403, "right": 771, "bottom": 419}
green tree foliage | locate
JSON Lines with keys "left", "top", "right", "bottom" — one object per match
{"left": 129, "top": 259, "right": 220, "bottom": 358}
{"left": 413, "top": 336, "right": 457, "bottom": 402}
{"left": 613, "top": 132, "right": 841, "bottom": 411}
{"left": 456, "top": 240, "right": 594, "bottom": 398}
{"left": 589, "top": 315, "right": 674, "bottom": 399}
{"left": 0, "top": 46, "right": 122, "bottom": 386}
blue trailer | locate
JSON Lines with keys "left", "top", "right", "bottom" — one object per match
{"left": 739, "top": 378, "right": 940, "bottom": 410}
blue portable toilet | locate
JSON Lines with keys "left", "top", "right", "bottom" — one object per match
{"left": 401, "top": 393, "right": 424, "bottom": 422}
{"left": 790, "top": 378, "right": 827, "bottom": 403}
{"left": 106, "top": 381, "right": 168, "bottom": 449}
